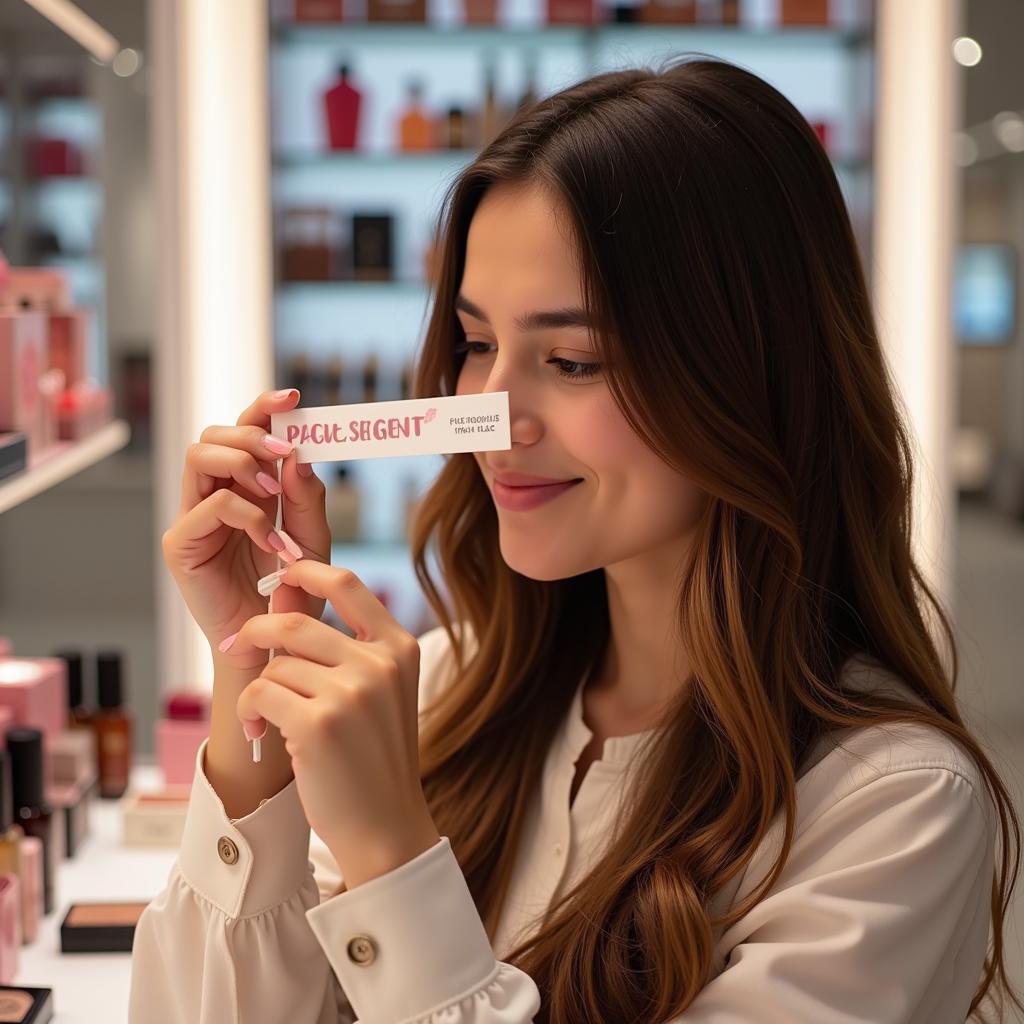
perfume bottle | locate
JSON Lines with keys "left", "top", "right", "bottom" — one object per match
{"left": 93, "top": 652, "right": 134, "bottom": 800}
{"left": 463, "top": 0, "right": 499, "bottom": 24}
{"left": 53, "top": 650, "right": 92, "bottom": 731}
{"left": 780, "top": 0, "right": 829, "bottom": 25}
{"left": 639, "top": 0, "right": 697, "bottom": 24}
{"left": 362, "top": 354, "right": 379, "bottom": 403}
{"left": 398, "top": 80, "right": 435, "bottom": 152}
{"left": 322, "top": 356, "right": 344, "bottom": 406}
{"left": 326, "top": 467, "right": 362, "bottom": 542}
{"left": 324, "top": 64, "right": 362, "bottom": 150}
{"left": 444, "top": 106, "right": 467, "bottom": 150}
{"left": 546, "top": 0, "right": 597, "bottom": 25}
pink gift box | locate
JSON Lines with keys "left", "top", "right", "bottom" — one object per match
{"left": 0, "top": 657, "right": 68, "bottom": 745}
{"left": 156, "top": 719, "right": 210, "bottom": 787}
{"left": 48, "top": 311, "right": 88, "bottom": 388}
{"left": 0, "top": 311, "right": 48, "bottom": 452}
{"left": 2, "top": 267, "right": 72, "bottom": 313}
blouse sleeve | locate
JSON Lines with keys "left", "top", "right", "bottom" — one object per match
{"left": 676, "top": 765, "right": 994, "bottom": 1024}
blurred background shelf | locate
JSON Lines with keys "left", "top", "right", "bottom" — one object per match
{"left": 0, "top": 420, "right": 132, "bottom": 515}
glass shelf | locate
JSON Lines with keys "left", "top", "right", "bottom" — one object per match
{"left": 274, "top": 23, "right": 871, "bottom": 50}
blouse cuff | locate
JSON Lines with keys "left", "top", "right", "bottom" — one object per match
{"left": 305, "top": 835, "right": 498, "bottom": 1023}
{"left": 177, "top": 737, "right": 314, "bottom": 920}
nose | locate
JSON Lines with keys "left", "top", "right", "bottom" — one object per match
{"left": 478, "top": 361, "right": 541, "bottom": 448}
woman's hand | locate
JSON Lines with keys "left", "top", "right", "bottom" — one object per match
{"left": 161, "top": 389, "right": 332, "bottom": 671}
{"left": 227, "top": 559, "right": 441, "bottom": 889}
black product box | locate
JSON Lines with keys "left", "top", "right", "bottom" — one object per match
{"left": 0, "top": 432, "right": 27, "bottom": 483}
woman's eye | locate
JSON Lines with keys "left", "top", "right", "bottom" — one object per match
{"left": 453, "top": 340, "right": 602, "bottom": 383}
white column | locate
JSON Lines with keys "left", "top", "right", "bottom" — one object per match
{"left": 150, "top": 0, "right": 273, "bottom": 695}
{"left": 872, "top": 0, "right": 962, "bottom": 621}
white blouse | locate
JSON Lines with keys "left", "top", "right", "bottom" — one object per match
{"left": 128, "top": 624, "right": 995, "bottom": 1024}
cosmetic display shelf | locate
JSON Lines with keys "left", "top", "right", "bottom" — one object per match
{"left": 0, "top": 419, "right": 131, "bottom": 516}
{"left": 274, "top": 24, "right": 871, "bottom": 50}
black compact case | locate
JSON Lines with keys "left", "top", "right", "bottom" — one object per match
{"left": 60, "top": 901, "right": 149, "bottom": 953}
{"left": 0, "top": 986, "right": 54, "bottom": 1023}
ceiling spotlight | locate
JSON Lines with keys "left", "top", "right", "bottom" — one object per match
{"left": 992, "top": 112, "right": 1024, "bottom": 153}
{"left": 952, "top": 37, "right": 983, "bottom": 68}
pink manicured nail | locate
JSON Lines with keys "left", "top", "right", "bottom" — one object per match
{"left": 276, "top": 528, "right": 304, "bottom": 563}
{"left": 242, "top": 718, "right": 267, "bottom": 742}
{"left": 296, "top": 461, "right": 314, "bottom": 478}
{"left": 256, "top": 471, "right": 282, "bottom": 495}
{"left": 271, "top": 389, "right": 298, "bottom": 400}
{"left": 218, "top": 631, "right": 239, "bottom": 653}
{"left": 261, "top": 433, "right": 293, "bottom": 456}
{"left": 267, "top": 529, "right": 286, "bottom": 552}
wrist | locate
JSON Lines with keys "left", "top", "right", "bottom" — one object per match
{"left": 329, "top": 813, "right": 441, "bottom": 891}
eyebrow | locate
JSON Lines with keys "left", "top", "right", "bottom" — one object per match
{"left": 455, "top": 294, "right": 594, "bottom": 332}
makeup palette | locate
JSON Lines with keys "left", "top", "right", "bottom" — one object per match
{"left": 59, "top": 901, "right": 149, "bottom": 954}
{"left": 0, "top": 986, "right": 52, "bottom": 1023}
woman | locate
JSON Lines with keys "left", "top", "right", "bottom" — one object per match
{"left": 130, "top": 57, "right": 1022, "bottom": 1022}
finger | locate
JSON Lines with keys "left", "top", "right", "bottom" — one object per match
{"left": 236, "top": 675, "right": 310, "bottom": 742}
{"left": 167, "top": 488, "right": 288, "bottom": 565}
{"left": 276, "top": 560, "right": 404, "bottom": 645}
{"left": 225, "top": 610, "right": 352, "bottom": 667}
{"left": 236, "top": 387, "right": 301, "bottom": 430}
{"left": 180, "top": 439, "right": 285, "bottom": 513}
{"left": 274, "top": 450, "right": 330, "bottom": 560}
{"left": 200, "top": 423, "right": 295, "bottom": 474}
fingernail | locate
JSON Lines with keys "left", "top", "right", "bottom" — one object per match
{"left": 257, "top": 567, "right": 288, "bottom": 597}
{"left": 296, "top": 461, "right": 314, "bottom": 478}
{"left": 262, "top": 433, "right": 293, "bottom": 456}
{"left": 218, "top": 631, "right": 239, "bottom": 653}
{"left": 267, "top": 529, "right": 286, "bottom": 552}
{"left": 256, "top": 471, "right": 282, "bottom": 495}
{"left": 242, "top": 719, "right": 267, "bottom": 742}
{"left": 272, "top": 389, "right": 298, "bottom": 400}
{"left": 276, "top": 528, "right": 304, "bottom": 562}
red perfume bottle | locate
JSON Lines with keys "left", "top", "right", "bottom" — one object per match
{"left": 324, "top": 65, "right": 362, "bottom": 151}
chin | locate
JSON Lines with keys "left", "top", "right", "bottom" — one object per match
{"left": 497, "top": 533, "right": 600, "bottom": 583}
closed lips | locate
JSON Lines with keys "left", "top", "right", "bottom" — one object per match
{"left": 493, "top": 473, "right": 581, "bottom": 487}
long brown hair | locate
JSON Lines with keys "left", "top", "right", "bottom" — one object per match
{"left": 408, "top": 56, "right": 1022, "bottom": 1022}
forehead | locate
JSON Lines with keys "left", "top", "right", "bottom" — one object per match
{"left": 461, "top": 185, "right": 583, "bottom": 307}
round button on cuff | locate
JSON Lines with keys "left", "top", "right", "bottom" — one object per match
{"left": 217, "top": 837, "right": 239, "bottom": 865}
{"left": 347, "top": 935, "right": 377, "bottom": 966}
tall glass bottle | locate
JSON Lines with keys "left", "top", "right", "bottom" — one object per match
{"left": 6, "top": 730, "right": 56, "bottom": 916}
{"left": 94, "top": 652, "right": 134, "bottom": 799}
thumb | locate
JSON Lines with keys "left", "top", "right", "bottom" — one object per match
{"left": 278, "top": 450, "right": 330, "bottom": 564}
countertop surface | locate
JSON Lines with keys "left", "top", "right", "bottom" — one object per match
{"left": 15, "top": 760, "right": 179, "bottom": 1023}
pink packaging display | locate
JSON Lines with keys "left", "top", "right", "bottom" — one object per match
{"left": 156, "top": 693, "right": 211, "bottom": 787}
{"left": 0, "top": 310, "right": 47, "bottom": 452}
{"left": 2, "top": 267, "right": 71, "bottom": 313}
{"left": 56, "top": 380, "right": 112, "bottom": 441}
{"left": 0, "top": 658, "right": 68, "bottom": 753}
{"left": 0, "top": 875, "right": 21, "bottom": 982}
{"left": 47, "top": 311, "right": 88, "bottom": 388}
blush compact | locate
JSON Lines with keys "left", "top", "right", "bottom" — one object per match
{"left": 0, "top": 986, "right": 53, "bottom": 1023}
{"left": 59, "top": 901, "right": 149, "bottom": 954}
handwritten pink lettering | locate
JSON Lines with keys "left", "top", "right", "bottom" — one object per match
{"left": 285, "top": 415, "right": 428, "bottom": 446}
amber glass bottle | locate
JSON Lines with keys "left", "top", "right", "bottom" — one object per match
{"left": 94, "top": 652, "right": 134, "bottom": 799}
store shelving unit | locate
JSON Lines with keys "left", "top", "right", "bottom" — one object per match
{"left": 265, "top": 10, "right": 876, "bottom": 633}
{"left": 0, "top": 419, "right": 132, "bottom": 515}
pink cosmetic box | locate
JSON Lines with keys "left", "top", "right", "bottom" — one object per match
{"left": 0, "top": 658, "right": 68, "bottom": 746}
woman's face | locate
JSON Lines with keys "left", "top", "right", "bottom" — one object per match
{"left": 455, "top": 184, "right": 707, "bottom": 582}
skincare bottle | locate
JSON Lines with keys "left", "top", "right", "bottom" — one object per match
{"left": 322, "top": 356, "right": 343, "bottom": 406}
{"left": 326, "top": 467, "right": 361, "bottom": 541}
{"left": 6, "top": 729, "right": 57, "bottom": 916}
{"left": 53, "top": 650, "right": 92, "bottom": 731}
{"left": 444, "top": 106, "right": 466, "bottom": 149}
{"left": 362, "top": 354, "right": 378, "bottom": 404}
{"left": 93, "top": 652, "right": 133, "bottom": 799}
